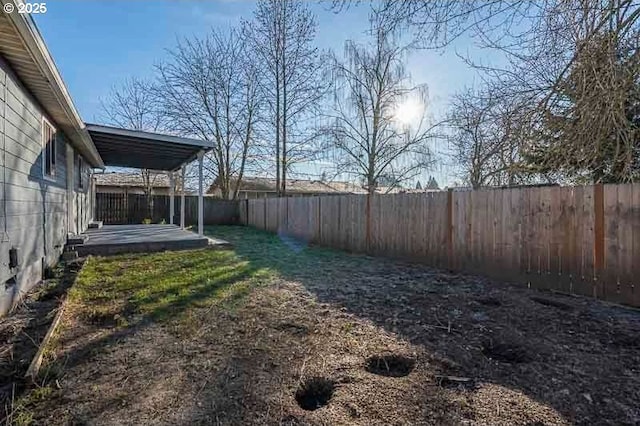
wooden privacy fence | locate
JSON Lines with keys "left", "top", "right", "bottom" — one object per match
{"left": 95, "top": 193, "right": 239, "bottom": 226}
{"left": 239, "top": 184, "right": 640, "bottom": 307}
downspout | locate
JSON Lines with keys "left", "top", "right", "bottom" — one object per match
{"left": 1, "top": 71, "right": 8, "bottom": 244}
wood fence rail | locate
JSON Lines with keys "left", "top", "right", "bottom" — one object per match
{"left": 95, "top": 193, "right": 239, "bottom": 226}
{"left": 239, "top": 184, "right": 640, "bottom": 307}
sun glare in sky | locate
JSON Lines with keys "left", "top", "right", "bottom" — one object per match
{"left": 394, "top": 98, "right": 423, "bottom": 127}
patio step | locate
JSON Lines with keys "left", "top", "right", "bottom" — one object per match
{"left": 61, "top": 250, "right": 79, "bottom": 261}
{"left": 67, "top": 234, "right": 89, "bottom": 245}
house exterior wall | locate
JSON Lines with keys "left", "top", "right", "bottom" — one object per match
{"left": 0, "top": 55, "right": 91, "bottom": 315}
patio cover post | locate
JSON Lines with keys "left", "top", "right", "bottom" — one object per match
{"left": 169, "top": 171, "right": 175, "bottom": 225}
{"left": 197, "top": 151, "right": 204, "bottom": 236}
{"left": 180, "top": 165, "right": 186, "bottom": 229}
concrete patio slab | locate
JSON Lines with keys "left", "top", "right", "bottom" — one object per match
{"left": 74, "top": 224, "right": 232, "bottom": 256}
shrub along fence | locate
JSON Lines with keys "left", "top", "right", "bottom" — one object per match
{"left": 239, "top": 183, "right": 640, "bottom": 307}
{"left": 95, "top": 193, "right": 239, "bottom": 226}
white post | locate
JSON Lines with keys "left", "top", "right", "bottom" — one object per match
{"left": 66, "top": 145, "right": 75, "bottom": 235}
{"left": 197, "top": 151, "right": 204, "bottom": 236}
{"left": 180, "top": 165, "right": 186, "bottom": 229}
{"left": 168, "top": 171, "right": 175, "bottom": 225}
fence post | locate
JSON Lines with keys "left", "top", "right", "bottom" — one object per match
{"left": 365, "top": 193, "right": 372, "bottom": 254}
{"left": 123, "top": 189, "right": 128, "bottom": 224}
{"left": 447, "top": 188, "right": 454, "bottom": 270}
{"left": 285, "top": 196, "right": 289, "bottom": 233}
{"left": 263, "top": 199, "right": 267, "bottom": 230}
{"left": 593, "top": 183, "right": 605, "bottom": 299}
{"left": 317, "top": 197, "right": 322, "bottom": 243}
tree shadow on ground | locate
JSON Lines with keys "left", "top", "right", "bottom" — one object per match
{"left": 2, "top": 246, "right": 269, "bottom": 424}
{"left": 206, "top": 225, "right": 640, "bottom": 425}
{"left": 11, "top": 226, "right": 639, "bottom": 424}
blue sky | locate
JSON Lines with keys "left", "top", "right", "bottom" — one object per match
{"left": 34, "top": 1, "right": 484, "bottom": 187}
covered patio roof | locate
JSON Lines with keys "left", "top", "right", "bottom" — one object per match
{"left": 86, "top": 123, "right": 211, "bottom": 171}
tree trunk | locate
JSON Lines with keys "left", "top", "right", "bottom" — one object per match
{"left": 282, "top": 62, "right": 287, "bottom": 197}
{"left": 274, "top": 13, "right": 281, "bottom": 198}
{"left": 280, "top": 2, "right": 287, "bottom": 197}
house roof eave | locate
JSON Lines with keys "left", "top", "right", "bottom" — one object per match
{"left": 0, "top": 1, "right": 104, "bottom": 167}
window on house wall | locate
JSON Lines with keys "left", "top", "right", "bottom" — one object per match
{"left": 77, "top": 155, "right": 84, "bottom": 189}
{"left": 42, "top": 118, "right": 56, "bottom": 178}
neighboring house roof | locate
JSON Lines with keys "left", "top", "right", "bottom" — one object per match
{"left": 208, "top": 176, "right": 437, "bottom": 196}
{"left": 94, "top": 172, "right": 171, "bottom": 188}
{"left": 209, "top": 177, "right": 366, "bottom": 195}
{"left": 0, "top": 2, "right": 103, "bottom": 167}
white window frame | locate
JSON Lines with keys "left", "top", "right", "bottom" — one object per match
{"left": 41, "top": 117, "right": 57, "bottom": 181}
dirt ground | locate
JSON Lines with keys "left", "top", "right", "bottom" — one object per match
{"left": 7, "top": 226, "right": 640, "bottom": 425}
{"left": 0, "top": 261, "right": 82, "bottom": 423}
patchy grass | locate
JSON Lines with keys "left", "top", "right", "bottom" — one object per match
{"left": 67, "top": 246, "right": 275, "bottom": 324}
{"left": 205, "top": 225, "right": 371, "bottom": 277}
{"left": 7, "top": 385, "right": 56, "bottom": 426}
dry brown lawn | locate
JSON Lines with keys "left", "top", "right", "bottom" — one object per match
{"left": 6, "top": 226, "right": 640, "bottom": 425}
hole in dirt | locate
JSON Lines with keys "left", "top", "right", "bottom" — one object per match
{"left": 482, "top": 340, "right": 531, "bottom": 364}
{"left": 365, "top": 354, "right": 416, "bottom": 377}
{"left": 436, "top": 375, "right": 477, "bottom": 391}
{"left": 295, "top": 377, "right": 335, "bottom": 411}
{"left": 477, "top": 297, "right": 502, "bottom": 307}
{"left": 530, "top": 296, "right": 573, "bottom": 311}
{"left": 275, "top": 322, "right": 309, "bottom": 335}
{"left": 85, "top": 312, "right": 120, "bottom": 327}
{"left": 607, "top": 332, "right": 639, "bottom": 348}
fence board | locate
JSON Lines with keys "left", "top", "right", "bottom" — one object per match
{"left": 617, "top": 184, "right": 635, "bottom": 305}
{"left": 603, "top": 184, "right": 620, "bottom": 301}
{"left": 632, "top": 186, "right": 640, "bottom": 306}
{"left": 583, "top": 186, "right": 596, "bottom": 296}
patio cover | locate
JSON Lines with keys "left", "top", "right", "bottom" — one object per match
{"left": 86, "top": 123, "right": 211, "bottom": 236}
{"left": 86, "top": 123, "right": 210, "bottom": 171}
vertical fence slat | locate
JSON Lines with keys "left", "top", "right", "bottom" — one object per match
{"left": 631, "top": 185, "right": 640, "bottom": 306}
{"left": 617, "top": 184, "right": 634, "bottom": 305}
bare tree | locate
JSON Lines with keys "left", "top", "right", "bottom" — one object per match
{"left": 155, "top": 27, "right": 261, "bottom": 199}
{"left": 526, "top": 30, "right": 640, "bottom": 183}
{"left": 247, "top": 0, "right": 326, "bottom": 196}
{"left": 375, "top": 0, "right": 640, "bottom": 183}
{"left": 325, "top": 20, "right": 436, "bottom": 194}
{"left": 448, "top": 88, "right": 530, "bottom": 188}
{"left": 333, "top": 1, "right": 640, "bottom": 184}
{"left": 100, "top": 77, "right": 165, "bottom": 219}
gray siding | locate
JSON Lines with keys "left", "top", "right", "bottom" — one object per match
{"left": 0, "top": 55, "right": 92, "bottom": 315}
